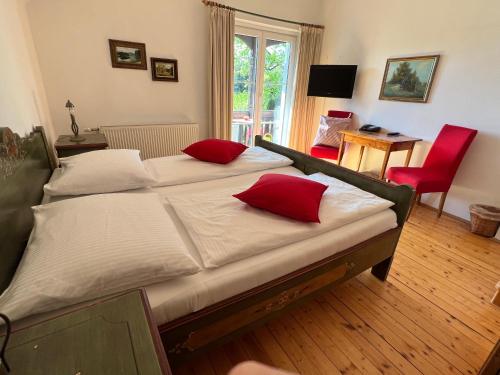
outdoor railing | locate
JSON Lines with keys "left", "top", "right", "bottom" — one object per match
{"left": 231, "top": 120, "right": 279, "bottom": 146}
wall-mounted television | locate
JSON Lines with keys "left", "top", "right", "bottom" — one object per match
{"left": 307, "top": 65, "right": 357, "bottom": 98}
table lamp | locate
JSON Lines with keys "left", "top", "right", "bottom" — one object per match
{"left": 65, "top": 100, "right": 85, "bottom": 142}
{"left": 0, "top": 313, "right": 11, "bottom": 373}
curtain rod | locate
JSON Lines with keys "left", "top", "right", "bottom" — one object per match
{"left": 201, "top": 0, "right": 324, "bottom": 29}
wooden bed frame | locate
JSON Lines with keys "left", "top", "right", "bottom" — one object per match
{"left": 0, "top": 129, "right": 414, "bottom": 366}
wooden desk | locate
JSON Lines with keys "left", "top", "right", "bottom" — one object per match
{"left": 338, "top": 130, "right": 422, "bottom": 179}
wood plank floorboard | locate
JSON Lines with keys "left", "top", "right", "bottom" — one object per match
{"left": 173, "top": 206, "right": 500, "bottom": 374}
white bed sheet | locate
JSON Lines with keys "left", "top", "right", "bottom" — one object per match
{"left": 146, "top": 168, "right": 397, "bottom": 325}
{"left": 35, "top": 166, "right": 397, "bottom": 328}
{"left": 145, "top": 209, "right": 397, "bottom": 325}
{"left": 166, "top": 172, "right": 394, "bottom": 268}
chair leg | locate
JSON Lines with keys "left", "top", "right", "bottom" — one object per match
{"left": 438, "top": 192, "right": 448, "bottom": 218}
{"left": 416, "top": 193, "right": 422, "bottom": 205}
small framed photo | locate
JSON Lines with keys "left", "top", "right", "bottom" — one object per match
{"left": 109, "top": 39, "right": 147, "bottom": 70}
{"left": 379, "top": 55, "right": 439, "bottom": 103}
{"left": 151, "top": 58, "right": 178, "bottom": 82}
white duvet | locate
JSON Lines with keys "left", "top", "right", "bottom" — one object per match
{"left": 144, "top": 146, "right": 293, "bottom": 187}
{"left": 167, "top": 172, "right": 395, "bottom": 268}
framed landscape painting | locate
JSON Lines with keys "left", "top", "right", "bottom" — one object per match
{"left": 109, "top": 39, "right": 147, "bottom": 70}
{"left": 151, "top": 58, "right": 178, "bottom": 82}
{"left": 379, "top": 55, "right": 439, "bottom": 103}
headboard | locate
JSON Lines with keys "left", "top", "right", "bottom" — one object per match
{"left": 0, "top": 126, "right": 53, "bottom": 293}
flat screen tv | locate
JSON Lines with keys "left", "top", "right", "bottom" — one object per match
{"left": 307, "top": 65, "right": 357, "bottom": 98}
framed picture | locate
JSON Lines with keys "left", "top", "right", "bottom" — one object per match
{"left": 151, "top": 58, "right": 178, "bottom": 82}
{"left": 379, "top": 55, "right": 439, "bottom": 103}
{"left": 109, "top": 39, "right": 147, "bottom": 70}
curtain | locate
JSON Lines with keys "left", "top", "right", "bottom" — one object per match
{"left": 208, "top": 5, "right": 235, "bottom": 140}
{"left": 288, "top": 25, "right": 324, "bottom": 153}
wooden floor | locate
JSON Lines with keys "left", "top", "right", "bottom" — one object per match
{"left": 174, "top": 206, "right": 500, "bottom": 375}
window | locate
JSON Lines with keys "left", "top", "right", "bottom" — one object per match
{"left": 232, "top": 23, "right": 297, "bottom": 146}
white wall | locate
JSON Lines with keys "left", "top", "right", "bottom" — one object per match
{"left": 26, "top": 0, "right": 324, "bottom": 139}
{"left": 23, "top": 0, "right": 498, "bottom": 219}
{"left": 319, "top": 0, "right": 500, "bottom": 219}
{"left": 0, "top": 0, "right": 54, "bottom": 140}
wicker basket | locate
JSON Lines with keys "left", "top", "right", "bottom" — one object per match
{"left": 469, "top": 204, "right": 500, "bottom": 237}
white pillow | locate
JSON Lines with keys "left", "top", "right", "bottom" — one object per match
{"left": 0, "top": 193, "right": 201, "bottom": 321}
{"left": 313, "top": 116, "right": 353, "bottom": 147}
{"left": 44, "top": 149, "right": 156, "bottom": 196}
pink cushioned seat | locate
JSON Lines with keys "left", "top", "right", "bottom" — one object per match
{"left": 386, "top": 167, "right": 451, "bottom": 193}
{"left": 310, "top": 145, "right": 339, "bottom": 160}
{"left": 310, "top": 110, "right": 353, "bottom": 161}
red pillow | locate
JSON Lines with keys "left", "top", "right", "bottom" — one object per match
{"left": 233, "top": 174, "right": 328, "bottom": 223}
{"left": 182, "top": 139, "right": 248, "bottom": 164}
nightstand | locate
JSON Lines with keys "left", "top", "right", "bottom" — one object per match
{"left": 4, "top": 290, "right": 171, "bottom": 375}
{"left": 55, "top": 132, "right": 108, "bottom": 158}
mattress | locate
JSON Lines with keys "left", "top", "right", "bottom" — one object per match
{"left": 147, "top": 168, "right": 397, "bottom": 325}
{"left": 146, "top": 209, "right": 396, "bottom": 325}
{"left": 165, "top": 172, "right": 394, "bottom": 268}
{"left": 32, "top": 166, "right": 397, "bottom": 328}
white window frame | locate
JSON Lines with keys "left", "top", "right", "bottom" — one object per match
{"left": 234, "top": 19, "right": 298, "bottom": 146}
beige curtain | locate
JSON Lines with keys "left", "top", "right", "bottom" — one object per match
{"left": 208, "top": 5, "right": 235, "bottom": 140}
{"left": 288, "top": 25, "right": 324, "bottom": 152}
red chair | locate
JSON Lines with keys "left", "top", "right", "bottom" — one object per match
{"left": 310, "top": 110, "right": 353, "bottom": 161}
{"left": 387, "top": 124, "right": 477, "bottom": 217}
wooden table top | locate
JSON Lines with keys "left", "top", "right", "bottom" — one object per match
{"left": 339, "top": 130, "right": 422, "bottom": 144}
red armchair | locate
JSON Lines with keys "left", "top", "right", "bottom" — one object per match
{"left": 387, "top": 124, "right": 477, "bottom": 217}
{"left": 310, "top": 110, "right": 353, "bottom": 161}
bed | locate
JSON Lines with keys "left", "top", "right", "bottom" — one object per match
{"left": 0, "top": 126, "right": 414, "bottom": 364}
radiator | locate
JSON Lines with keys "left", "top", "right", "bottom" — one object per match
{"left": 100, "top": 123, "right": 199, "bottom": 159}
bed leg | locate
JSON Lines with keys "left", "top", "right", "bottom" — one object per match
{"left": 371, "top": 256, "right": 394, "bottom": 281}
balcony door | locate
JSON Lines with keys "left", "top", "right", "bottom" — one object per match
{"left": 232, "top": 26, "right": 297, "bottom": 146}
